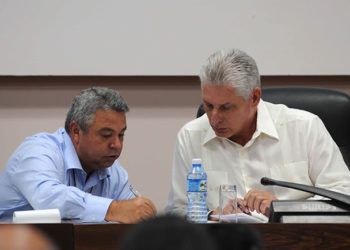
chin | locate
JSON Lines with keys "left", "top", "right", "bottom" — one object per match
{"left": 98, "top": 161, "right": 115, "bottom": 169}
{"left": 105, "top": 162, "right": 116, "bottom": 168}
{"left": 215, "top": 131, "right": 232, "bottom": 138}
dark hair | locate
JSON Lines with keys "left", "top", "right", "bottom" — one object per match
{"left": 64, "top": 87, "right": 129, "bottom": 133}
{"left": 208, "top": 224, "right": 263, "bottom": 250}
{"left": 119, "top": 215, "right": 217, "bottom": 250}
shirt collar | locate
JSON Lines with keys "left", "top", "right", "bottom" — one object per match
{"left": 61, "top": 128, "right": 111, "bottom": 179}
{"left": 256, "top": 100, "right": 279, "bottom": 140}
{"left": 203, "top": 123, "right": 217, "bottom": 145}
{"left": 202, "top": 99, "right": 279, "bottom": 146}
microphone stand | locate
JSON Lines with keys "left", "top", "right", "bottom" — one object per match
{"left": 261, "top": 177, "right": 350, "bottom": 209}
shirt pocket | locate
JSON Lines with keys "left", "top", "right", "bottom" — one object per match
{"left": 279, "top": 161, "right": 313, "bottom": 185}
{"left": 206, "top": 170, "right": 228, "bottom": 210}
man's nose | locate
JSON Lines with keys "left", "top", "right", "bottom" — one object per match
{"left": 109, "top": 137, "right": 122, "bottom": 149}
{"left": 210, "top": 109, "right": 222, "bottom": 125}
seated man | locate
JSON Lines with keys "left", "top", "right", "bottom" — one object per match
{"left": 0, "top": 87, "right": 156, "bottom": 223}
{"left": 166, "top": 48, "right": 350, "bottom": 220}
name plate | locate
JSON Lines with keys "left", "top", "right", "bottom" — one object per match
{"left": 269, "top": 200, "right": 350, "bottom": 223}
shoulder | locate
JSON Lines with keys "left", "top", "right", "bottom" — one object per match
{"left": 179, "top": 115, "right": 210, "bottom": 134}
{"left": 24, "top": 129, "right": 64, "bottom": 153}
{"left": 10, "top": 129, "right": 65, "bottom": 167}
{"left": 176, "top": 115, "right": 212, "bottom": 144}
{"left": 263, "top": 101, "right": 319, "bottom": 125}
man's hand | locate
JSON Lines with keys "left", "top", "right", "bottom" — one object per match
{"left": 211, "top": 199, "right": 236, "bottom": 216}
{"left": 209, "top": 198, "right": 250, "bottom": 219}
{"left": 105, "top": 197, "right": 157, "bottom": 223}
{"left": 243, "top": 189, "right": 277, "bottom": 216}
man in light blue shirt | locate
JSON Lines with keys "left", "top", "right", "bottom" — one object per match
{"left": 0, "top": 87, "right": 156, "bottom": 222}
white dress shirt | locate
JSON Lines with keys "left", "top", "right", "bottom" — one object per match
{"left": 166, "top": 100, "right": 350, "bottom": 218}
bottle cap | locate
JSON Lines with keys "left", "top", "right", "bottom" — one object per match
{"left": 192, "top": 158, "right": 202, "bottom": 166}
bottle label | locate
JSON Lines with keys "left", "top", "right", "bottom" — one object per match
{"left": 187, "top": 179, "right": 207, "bottom": 192}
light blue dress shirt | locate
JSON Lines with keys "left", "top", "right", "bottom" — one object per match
{"left": 0, "top": 128, "right": 134, "bottom": 222}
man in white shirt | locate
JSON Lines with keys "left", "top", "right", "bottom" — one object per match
{"left": 166, "top": 48, "right": 350, "bottom": 220}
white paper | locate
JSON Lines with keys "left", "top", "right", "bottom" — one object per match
{"left": 210, "top": 213, "right": 264, "bottom": 223}
{"left": 13, "top": 209, "right": 61, "bottom": 223}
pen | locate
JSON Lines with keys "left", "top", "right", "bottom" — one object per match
{"left": 237, "top": 201, "right": 251, "bottom": 215}
{"left": 129, "top": 184, "right": 141, "bottom": 197}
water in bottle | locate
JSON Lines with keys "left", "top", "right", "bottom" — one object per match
{"left": 187, "top": 158, "right": 207, "bottom": 223}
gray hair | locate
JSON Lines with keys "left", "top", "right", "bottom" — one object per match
{"left": 199, "top": 49, "right": 261, "bottom": 100}
{"left": 65, "top": 87, "right": 129, "bottom": 133}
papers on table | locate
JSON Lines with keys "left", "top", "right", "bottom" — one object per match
{"left": 13, "top": 209, "right": 61, "bottom": 223}
{"left": 210, "top": 213, "right": 265, "bottom": 223}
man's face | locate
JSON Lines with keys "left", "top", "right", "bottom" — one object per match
{"left": 70, "top": 109, "right": 127, "bottom": 174}
{"left": 202, "top": 85, "right": 260, "bottom": 143}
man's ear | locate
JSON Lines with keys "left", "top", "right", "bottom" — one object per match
{"left": 69, "top": 121, "right": 81, "bottom": 145}
{"left": 250, "top": 87, "right": 261, "bottom": 107}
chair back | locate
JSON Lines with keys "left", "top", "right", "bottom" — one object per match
{"left": 196, "top": 87, "right": 350, "bottom": 167}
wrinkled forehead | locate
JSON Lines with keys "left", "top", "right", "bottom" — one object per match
{"left": 88, "top": 109, "right": 126, "bottom": 131}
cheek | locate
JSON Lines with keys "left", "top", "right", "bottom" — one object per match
{"left": 80, "top": 138, "right": 105, "bottom": 155}
{"left": 226, "top": 111, "right": 245, "bottom": 128}
{"left": 93, "top": 142, "right": 109, "bottom": 152}
{"left": 76, "top": 142, "right": 90, "bottom": 160}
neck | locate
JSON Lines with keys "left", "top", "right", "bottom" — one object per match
{"left": 79, "top": 158, "right": 94, "bottom": 177}
{"left": 228, "top": 113, "right": 257, "bottom": 146}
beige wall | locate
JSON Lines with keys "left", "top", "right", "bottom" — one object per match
{"left": 0, "top": 76, "right": 349, "bottom": 212}
{"left": 2, "top": 1, "right": 350, "bottom": 75}
{"left": 0, "top": 76, "right": 201, "bottom": 213}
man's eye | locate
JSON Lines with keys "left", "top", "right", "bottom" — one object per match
{"left": 119, "top": 134, "right": 125, "bottom": 138}
{"left": 101, "top": 134, "right": 112, "bottom": 138}
{"left": 205, "top": 104, "right": 213, "bottom": 110}
{"left": 221, "top": 107, "right": 230, "bottom": 111}
{"left": 220, "top": 105, "right": 232, "bottom": 112}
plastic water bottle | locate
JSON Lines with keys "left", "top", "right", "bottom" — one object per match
{"left": 187, "top": 158, "right": 207, "bottom": 223}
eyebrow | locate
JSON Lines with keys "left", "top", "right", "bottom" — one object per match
{"left": 99, "top": 126, "right": 127, "bottom": 133}
{"left": 99, "top": 128, "right": 114, "bottom": 133}
{"left": 120, "top": 126, "right": 127, "bottom": 133}
{"left": 203, "top": 100, "right": 232, "bottom": 107}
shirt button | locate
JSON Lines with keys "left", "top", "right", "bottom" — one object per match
{"left": 239, "top": 150, "right": 246, "bottom": 158}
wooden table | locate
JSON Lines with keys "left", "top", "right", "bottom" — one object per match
{"left": 31, "top": 223, "right": 350, "bottom": 250}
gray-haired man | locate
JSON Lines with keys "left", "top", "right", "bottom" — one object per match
{"left": 167, "top": 49, "right": 350, "bottom": 221}
{"left": 0, "top": 87, "right": 156, "bottom": 222}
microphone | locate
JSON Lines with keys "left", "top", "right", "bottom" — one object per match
{"left": 261, "top": 177, "right": 350, "bottom": 208}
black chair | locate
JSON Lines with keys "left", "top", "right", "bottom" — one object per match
{"left": 196, "top": 87, "right": 350, "bottom": 167}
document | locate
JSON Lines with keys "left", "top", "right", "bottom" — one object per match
{"left": 210, "top": 213, "right": 264, "bottom": 223}
{"left": 13, "top": 209, "right": 61, "bottom": 223}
